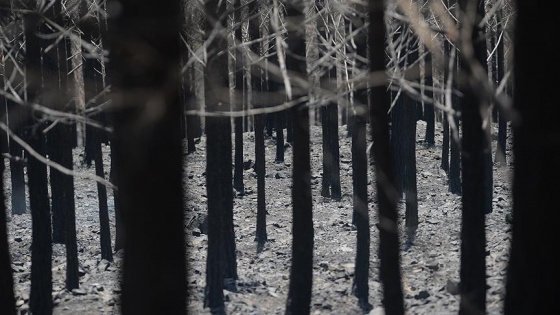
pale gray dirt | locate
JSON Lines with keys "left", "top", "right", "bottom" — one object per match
{"left": 5, "top": 120, "right": 513, "bottom": 315}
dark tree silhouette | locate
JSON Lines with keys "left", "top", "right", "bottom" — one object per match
{"left": 369, "top": 0, "right": 405, "bottom": 313}
{"left": 79, "top": 1, "right": 112, "bottom": 262}
{"left": 43, "top": 1, "right": 80, "bottom": 288}
{"left": 254, "top": 0, "right": 268, "bottom": 251}
{"left": 318, "top": 11, "right": 341, "bottom": 200}
{"left": 449, "top": 53, "right": 461, "bottom": 195}
{"left": 504, "top": 1, "right": 560, "bottom": 313}
{"left": 494, "top": 9, "right": 507, "bottom": 166}
{"left": 285, "top": 103, "right": 313, "bottom": 315}
{"left": 275, "top": 106, "right": 285, "bottom": 163}
{"left": 2, "top": 6, "right": 27, "bottom": 216}
{"left": 423, "top": 52, "right": 435, "bottom": 146}
{"left": 0, "top": 148, "right": 16, "bottom": 315}
{"left": 285, "top": 4, "right": 313, "bottom": 313}
{"left": 441, "top": 24, "right": 451, "bottom": 174}
{"left": 458, "top": 0, "right": 488, "bottom": 313}
{"left": 107, "top": 0, "right": 187, "bottom": 313}
{"left": 394, "top": 27, "right": 419, "bottom": 247}
{"left": 203, "top": 1, "right": 238, "bottom": 311}
{"left": 24, "top": 9, "right": 54, "bottom": 314}
{"left": 233, "top": 3, "right": 245, "bottom": 193}
{"left": 352, "top": 87, "right": 371, "bottom": 311}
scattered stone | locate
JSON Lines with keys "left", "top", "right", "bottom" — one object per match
{"left": 98, "top": 259, "right": 110, "bottom": 272}
{"left": 446, "top": 279, "right": 460, "bottom": 295}
{"left": 414, "top": 290, "right": 430, "bottom": 300}
{"left": 72, "top": 288, "right": 87, "bottom": 296}
{"left": 426, "top": 260, "right": 439, "bottom": 271}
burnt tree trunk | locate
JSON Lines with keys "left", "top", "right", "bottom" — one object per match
{"left": 504, "top": 1, "right": 560, "bottom": 313}
{"left": 458, "top": 0, "right": 488, "bottom": 313}
{"left": 108, "top": 0, "right": 187, "bottom": 313}
{"left": 369, "top": 0, "right": 405, "bottom": 313}
{"left": 25, "top": 10, "right": 54, "bottom": 314}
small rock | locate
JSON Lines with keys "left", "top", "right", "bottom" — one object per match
{"left": 426, "top": 260, "right": 439, "bottom": 271}
{"left": 14, "top": 237, "right": 22, "bottom": 242}
{"left": 319, "top": 261, "right": 329, "bottom": 270}
{"left": 275, "top": 172, "right": 284, "bottom": 179}
{"left": 98, "top": 259, "right": 110, "bottom": 272}
{"left": 414, "top": 290, "right": 430, "bottom": 300}
{"left": 368, "top": 306, "right": 385, "bottom": 315}
{"left": 446, "top": 279, "right": 460, "bottom": 295}
{"left": 72, "top": 288, "right": 87, "bottom": 296}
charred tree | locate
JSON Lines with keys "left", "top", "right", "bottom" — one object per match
{"left": 285, "top": 103, "right": 313, "bottom": 315}
{"left": 504, "top": 1, "right": 560, "bottom": 313}
{"left": 285, "top": 3, "right": 313, "bottom": 313}
{"left": 423, "top": 52, "right": 435, "bottom": 146}
{"left": 494, "top": 8, "right": 507, "bottom": 166}
{"left": 254, "top": 0, "right": 269, "bottom": 251}
{"left": 107, "top": 0, "right": 187, "bottom": 313}
{"left": 203, "top": 1, "right": 238, "bottom": 311}
{"left": 458, "top": 0, "right": 488, "bottom": 313}
{"left": 351, "top": 88, "right": 371, "bottom": 311}
{"left": 232, "top": 0, "right": 245, "bottom": 193}
{"left": 369, "top": 0, "right": 405, "bottom": 313}
{"left": 42, "top": 2, "right": 81, "bottom": 290}
{"left": 24, "top": 10, "right": 53, "bottom": 315}
{"left": 449, "top": 55, "right": 461, "bottom": 195}
{"left": 3, "top": 9, "right": 27, "bottom": 216}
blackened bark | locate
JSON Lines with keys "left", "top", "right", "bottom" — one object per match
{"left": 43, "top": 2, "right": 81, "bottom": 290}
{"left": 203, "top": 0, "right": 238, "bottom": 303}
{"left": 441, "top": 111, "right": 450, "bottom": 172}
{"left": 0, "top": 150, "right": 16, "bottom": 315}
{"left": 204, "top": 115, "right": 228, "bottom": 312}
{"left": 369, "top": 0, "right": 405, "bottom": 313}
{"left": 495, "top": 9, "right": 506, "bottom": 166}
{"left": 254, "top": 2, "right": 267, "bottom": 251}
{"left": 504, "top": 1, "right": 560, "bottom": 313}
{"left": 441, "top": 34, "right": 451, "bottom": 173}
{"left": 94, "top": 132, "right": 113, "bottom": 262}
{"left": 390, "top": 97, "right": 405, "bottom": 198}
{"left": 233, "top": 116, "right": 244, "bottom": 192}
{"left": 285, "top": 103, "right": 313, "bottom": 315}
{"left": 458, "top": 1, "right": 487, "bottom": 313}
{"left": 7, "top": 122, "right": 26, "bottom": 216}
{"left": 423, "top": 52, "right": 435, "bottom": 146}
{"left": 25, "top": 11, "right": 54, "bottom": 315}
{"left": 108, "top": 0, "right": 187, "bottom": 313}
{"left": 233, "top": 14, "right": 244, "bottom": 192}
{"left": 4, "top": 17, "right": 27, "bottom": 216}
{"left": 449, "top": 56, "right": 461, "bottom": 195}
{"left": 266, "top": 113, "right": 274, "bottom": 137}
{"left": 403, "top": 91, "right": 418, "bottom": 246}
{"left": 351, "top": 89, "right": 371, "bottom": 311}
{"left": 82, "top": 11, "right": 104, "bottom": 168}
{"left": 255, "top": 113, "right": 267, "bottom": 250}
{"left": 286, "top": 109, "right": 293, "bottom": 144}
{"left": 321, "top": 99, "right": 341, "bottom": 200}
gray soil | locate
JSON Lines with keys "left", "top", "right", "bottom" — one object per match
{"left": 5, "top": 120, "right": 513, "bottom": 315}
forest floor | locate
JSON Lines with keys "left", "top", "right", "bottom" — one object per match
{"left": 5, "top": 119, "right": 513, "bottom": 315}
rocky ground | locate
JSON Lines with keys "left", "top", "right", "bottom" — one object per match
{"left": 5, "top": 119, "right": 513, "bottom": 314}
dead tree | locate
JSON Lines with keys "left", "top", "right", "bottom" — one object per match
{"left": 107, "top": 0, "right": 187, "bottom": 313}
